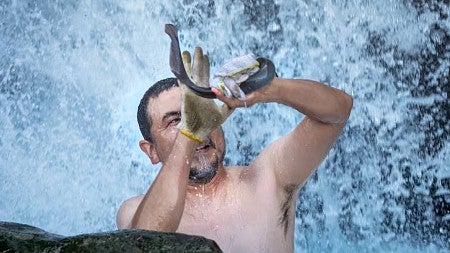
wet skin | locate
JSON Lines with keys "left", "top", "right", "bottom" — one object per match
{"left": 117, "top": 78, "right": 353, "bottom": 252}
{"left": 122, "top": 88, "right": 295, "bottom": 252}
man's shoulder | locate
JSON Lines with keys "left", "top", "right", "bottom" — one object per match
{"left": 116, "top": 195, "right": 144, "bottom": 229}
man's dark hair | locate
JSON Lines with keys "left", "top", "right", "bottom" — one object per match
{"left": 137, "top": 78, "right": 178, "bottom": 143}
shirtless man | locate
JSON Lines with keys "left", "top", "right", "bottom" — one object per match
{"left": 117, "top": 48, "right": 352, "bottom": 252}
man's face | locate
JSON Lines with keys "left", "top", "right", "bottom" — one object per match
{"left": 147, "top": 87, "right": 225, "bottom": 184}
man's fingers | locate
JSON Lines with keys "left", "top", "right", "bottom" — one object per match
{"left": 192, "top": 47, "right": 203, "bottom": 80}
{"left": 212, "top": 87, "right": 243, "bottom": 109}
{"left": 182, "top": 51, "right": 192, "bottom": 78}
{"left": 200, "top": 54, "right": 210, "bottom": 86}
{"left": 227, "top": 83, "right": 245, "bottom": 100}
{"left": 192, "top": 47, "right": 210, "bottom": 87}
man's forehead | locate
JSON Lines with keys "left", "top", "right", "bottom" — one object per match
{"left": 148, "top": 87, "right": 181, "bottom": 119}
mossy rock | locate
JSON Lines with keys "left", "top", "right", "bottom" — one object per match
{"left": 0, "top": 221, "right": 222, "bottom": 252}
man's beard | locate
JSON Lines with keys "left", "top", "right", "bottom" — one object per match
{"left": 188, "top": 135, "right": 225, "bottom": 185}
{"left": 189, "top": 155, "right": 219, "bottom": 184}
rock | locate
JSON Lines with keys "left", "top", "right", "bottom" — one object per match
{"left": 0, "top": 221, "right": 222, "bottom": 252}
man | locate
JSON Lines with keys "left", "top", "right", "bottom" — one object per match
{"left": 117, "top": 48, "right": 352, "bottom": 252}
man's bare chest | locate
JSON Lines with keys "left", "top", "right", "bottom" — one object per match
{"left": 177, "top": 207, "right": 278, "bottom": 252}
{"left": 176, "top": 192, "right": 291, "bottom": 252}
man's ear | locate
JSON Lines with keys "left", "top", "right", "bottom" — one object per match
{"left": 139, "top": 140, "right": 160, "bottom": 164}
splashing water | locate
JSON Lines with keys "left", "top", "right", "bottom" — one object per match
{"left": 1, "top": 0, "right": 449, "bottom": 252}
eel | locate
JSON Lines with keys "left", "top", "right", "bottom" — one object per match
{"left": 164, "top": 24, "right": 276, "bottom": 99}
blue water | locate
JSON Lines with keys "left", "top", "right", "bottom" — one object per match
{"left": 1, "top": 0, "right": 449, "bottom": 252}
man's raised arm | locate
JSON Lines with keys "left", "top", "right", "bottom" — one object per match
{"left": 265, "top": 78, "right": 352, "bottom": 187}
{"left": 117, "top": 134, "right": 196, "bottom": 231}
{"left": 214, "top": 77, "right": 353, "bottom": 188}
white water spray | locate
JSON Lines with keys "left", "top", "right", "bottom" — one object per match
{"left": 1, "top": 1, "right": 448, "bottom": 252}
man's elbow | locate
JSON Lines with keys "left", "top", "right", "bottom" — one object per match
{"left": 334, "top": 91, "right": 353, "bottom": 124}
{"left": 342, "top": 92, "right": 353, "bottom": 121}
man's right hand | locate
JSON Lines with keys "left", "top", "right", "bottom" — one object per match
{"left": 177, "top": 47, "right": 233, "bottom": 142}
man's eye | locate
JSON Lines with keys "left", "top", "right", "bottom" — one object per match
{"left": 169, "top": 117, "right": 181, "bottom": 126}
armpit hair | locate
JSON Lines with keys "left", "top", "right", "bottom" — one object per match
{"left": 279, "top": 184, "right": 298, "bottom": 236}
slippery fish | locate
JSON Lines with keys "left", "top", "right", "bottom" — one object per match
{"left": 164, "top": 24, "right": 277, "bottom": 99}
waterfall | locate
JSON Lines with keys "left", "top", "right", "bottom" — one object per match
{"left": 1, "top": 0, "right": 448, "bottom": 252}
